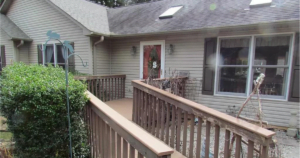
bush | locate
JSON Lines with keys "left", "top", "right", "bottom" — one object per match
{"left": 0, "top": 63, "right": 89, "bottom": 158}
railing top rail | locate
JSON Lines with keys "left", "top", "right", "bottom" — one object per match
{"left": 74, "top": 74, "right": 126, "bottom": 80}
{"left": 87, "top": 91, "right": 174, "bottom": 156}
{"left": 132, "top": 80, "right": 276, "bottom": 138}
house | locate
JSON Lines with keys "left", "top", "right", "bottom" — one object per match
{"left": 0, "top": 0, "right": 299, "bottom": 128}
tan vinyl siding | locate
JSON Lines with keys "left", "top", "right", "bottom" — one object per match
{"left": 6, "top": 0, "right": 93, "bottom": 74}
{"left": 92, "top": 38, "right": 111, "bottom": 75}
{"left": 110, "top": 25, "right": 300, "bottom": 127}
{"left": 0, "top": 29, "right": 14, "bottom": 65}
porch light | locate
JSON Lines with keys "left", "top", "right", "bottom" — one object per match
{"left": 167, "top": 44, "right": 174, "bottom": 54}
{"left": 131, "top": 46, "right": 137, "bottom": 55}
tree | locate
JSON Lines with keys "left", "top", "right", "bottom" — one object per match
{"left": 87, "top": 0, "right": 155, "bottom": 8}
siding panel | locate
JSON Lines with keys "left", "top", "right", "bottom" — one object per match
{"left": 7, "top": 0, "right": 92, "bottom": 74}
{"left": 0, "top": 29, "right": 14, "bottom": 66}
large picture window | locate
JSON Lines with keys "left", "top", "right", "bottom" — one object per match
{"left": 215, "top": 35, "right": 293, "bottom": 99}
{"left": 37, "top": 43, "right": 75, "bottom": 72}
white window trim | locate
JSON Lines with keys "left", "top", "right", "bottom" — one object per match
{"left": 140, "top": 40, "right": 165, "bottom": 79}
{"left": 214, "top": 32, "right": 295, "bottom": 101}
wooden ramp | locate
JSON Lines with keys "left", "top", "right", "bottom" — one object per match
{"left": 105, "top": 98, "right": 186, "bottom": 158}
{"left": 106, "top": 98, "right": 133, "bottom": 121}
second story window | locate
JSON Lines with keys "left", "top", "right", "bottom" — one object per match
{"left": 38, "top": 43, "right": 75, "bottom": 72}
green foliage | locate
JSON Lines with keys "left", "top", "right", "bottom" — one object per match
{"left": 88, "top": 0, "right": 153, "bottom": 8}
{"left": 0, "top": 63, "right": 89, "bottom": 158}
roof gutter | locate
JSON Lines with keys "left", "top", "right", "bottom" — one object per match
{"left": 0, "top": 0, "right": 13, "bottom": 14}
{"left": 16, "top": 40, "right": 24, "bottom": 48}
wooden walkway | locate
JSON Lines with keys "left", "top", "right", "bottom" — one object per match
{"left": 105, "top": 98, "right": 186, "bottom": 158}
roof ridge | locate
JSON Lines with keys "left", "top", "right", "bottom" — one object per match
{"left": 109, "top": 0, "right": 164, "bottom": 9}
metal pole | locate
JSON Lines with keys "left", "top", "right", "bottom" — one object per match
{"left": 64, "top": 45, "right": 73, "bottom": 158}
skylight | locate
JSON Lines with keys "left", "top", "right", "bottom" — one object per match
{"left": 159, "top": 6, "right": 183, "bottom": 19}
{"left": 250, "top": 0, "right": 272, "bottom": 7}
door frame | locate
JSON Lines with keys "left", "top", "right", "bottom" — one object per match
{"left": 140, "top": 40, "right": 165, "bottom": 79}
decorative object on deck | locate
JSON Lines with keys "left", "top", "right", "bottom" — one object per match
{"left": 42, "top": 31, "right": 88, "bottom": 158}
{"left": 166, "top": 44, "right": 174, "bottom": 54}
{"left": 131, "top": 46, "right": 137, "bottom": 55}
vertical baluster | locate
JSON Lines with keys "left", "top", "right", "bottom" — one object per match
{"left": 147, "top": 94, "right": 152, "bottom": 132}
{"left": 98, "top": 79, "right": 101, "bottom": 99}
{"left": 205, "top": 121, "right": 211, "bottom": 158}
{"left": 101, "top": 78, "right": 103, "bottom": 100}
{"left": 224, "top": 130, "right": 231, "bottom": 158}
{"left": 138, "top": 90, "right": 142, "bottom": 125}
{"left": 132, "top": 88, "right": 137, "bottom": 122}
{"left": 176, "top": 108, "right": 182, "bottom": 151}
{"left": 248, "top": 140, "right": 254, "bottom": 158}
{"left": 123, "top": 139, "right": 128, "bottom": 158}
{"left": 144, "top": 92, "right": 148, "bottom": 129}
{"left": 214, "top": 125, "right": 220, "bottom": 158}
{"left": 117, "top": 134, "right": 121, "bottom": 158}
{"left": 99, "top": 116, "right": 104, "bottom": 156}
{"left": 196, "top": 117, "right": 203, "bottom": 158}
{"left": 111, "top": 129, "right": 116, "bottom": 158}
{"left": 87, "top": 80, "right": 90, "bottom": 91}
{"left": 261, "top": 144, "right": 269, "bottom": 158}
{"left": 103, "top": 121, "right": 107, "bottom": 157}
{"left": 160, "top": 100, "right": 165, "bottom": 141}
{"left": 129, "top": 145, "right": 135, "bottom": 158}
{"left": 96, "top": 114, "right": 100, "bottom": 157}
{"left": 110, "top": 78, "right": 112, "bottom": 101}
{"left": 165, "top": 103, "right": 170, "bottom": 145}
{"left": 117, "top": 78, "right": 120, "bottom": 99}
{"left": 123, "top": 77, "right": 125, "bottom": 98}
{"left": 90, "top": 111, "right": 94, "bottom": 157}
{"left": 115, "top": 78, "right": 117, "bottom": 100}
{"left": 183, "top": 111, "right": 188, "bottom": 156}
{"left": 235, "top": 135, "right": 242, "bottom": 158}
{"left": 170, "top": 105, "right": 176, "bottom": 148}
{"left": 189, "top": 114, "right": 195, "bottom": 158}
{"left": 156, "top": 99, "right": 161, "bottom": 138}
{"left": 105, "top": 78, "right": 107, "bottom": 102}
{"left": 107, "top": 124, "right": 111, "bottom": 158}
{"left": 140, "top": 91, "right": 144, "bottom": 126}
{"left": 151, "top": 96, "right": 156, "bottom": 135}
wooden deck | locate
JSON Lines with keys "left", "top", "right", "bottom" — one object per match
{"left": 106, "top": 98, "right": 133, "bottom": 121}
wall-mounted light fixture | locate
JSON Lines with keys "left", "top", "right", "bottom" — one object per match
{"left": 131, "top": 46, "right": 137, "bottom": 55}
{"left": 167, "top": 44, "right": 174, "bottom": 54}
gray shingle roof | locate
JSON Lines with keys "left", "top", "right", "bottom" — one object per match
{"left": 107, "top": 0, "right": 300, "bottom": 35}
{"left": 50, "top": 0, "right": 110, "bottom": 35}
{"left": 0, "top": 14, "right": 32, "bottom": 41}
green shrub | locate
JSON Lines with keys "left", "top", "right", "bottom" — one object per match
{"left": 0, "top": 63, "right": 90, "bottom": 158}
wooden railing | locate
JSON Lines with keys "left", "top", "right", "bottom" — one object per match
{"left": 145, "top": 77, "right": 188, "bottom": 97}
{"left": 75, "top": 75, "right": 126, "bottom": 102}
{"left": 85, "top": 91, "right": 174, "bottom": 158}
{"left": 132, "top": 80, "right": 276, "bottom": 158}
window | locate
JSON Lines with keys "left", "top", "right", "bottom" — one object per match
{"left": 0, "top": 45, "right": 6, "bottom": 71}
{"left": 37, "top": 43, "right": 75, "bottom": 72}
{"left": 250, "top": 0, "right": 272, "bottom": 7}
{"left": 159, "top": 6, "right": 183, "bottom": 19}
{"left": 215, "top": 35, "right": 293, "bottom": 99}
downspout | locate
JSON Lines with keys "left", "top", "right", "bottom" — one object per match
{"left": 94, "top": 36, "right": 104, "bottom": 46}
{"left": 93, "top": 36, "right": 104, "bottom": 75}
{"left": 17, "top": 40, "right": 24, "bottom": 48}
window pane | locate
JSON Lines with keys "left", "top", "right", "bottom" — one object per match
{"left": 218, "top": 67, "right": 248, "bottom": 93}
{"left": 253, "top": 68, "right": 287, "bottom": 96}
{"left": 220, "top": 38, "right": 250, "bottom": 65}
{"left": 45, "top": 45, "right": 54, "bottom": 64}
{"left": 56, "top": 45, "right": 65, "bottom": 64}
{"left": 254, "top": 36, "right": 290, "bottom": 65}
